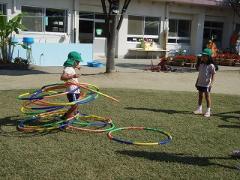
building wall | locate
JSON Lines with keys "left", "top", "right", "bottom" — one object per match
{"left": 7, "top": 0, "right": 76, "bottom": 44}
{"left": 79, "top": 0, "right": 106, "bottom": 58}
{"left": 118, "top": 0, "right": 166, "bottom": 58}
{"left": 0, "top": 0, "right": 12, "bottom": 18}
{"left": 12, "top": 43, "right": 93, "bottom": 66}
{"left": 1, "top": 0, "right": 93, "bottom": 66}
{"left": 1, "top": 0, "right": 238, "bottom": 59}
{"left": 167, "top": 3, "right": 235, "bottom": 55}
{"left": 118, "top": 1, "right": 236, "bottom": 57}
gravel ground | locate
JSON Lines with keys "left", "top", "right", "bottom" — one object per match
{"left": 0, "top": 58, "right": 239, "bottom": 95}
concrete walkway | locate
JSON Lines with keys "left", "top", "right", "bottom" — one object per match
{"left": 0, "top": 59, "right": 240, "bottom": 95}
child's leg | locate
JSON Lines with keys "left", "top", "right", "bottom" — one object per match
{"left": 62, "top": 94, "right": 79, "bottom": 119}
{"left": 194, "top": 91, "right": 203, "bottom": 114}
{"left": 204, "top": 92, "right": 211, "bottom": 117}
{"left": 204, "top": 92, "right": 211, "bottom": 108}
{"left": 198, "top": 91, "right": 203, "bottom": 107}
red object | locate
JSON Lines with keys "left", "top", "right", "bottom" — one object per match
{"left": 173, "top": 55, "right": 197, "bottom": 63}
{"left": 216, "top": 53, "right": 240, "bottom": 60}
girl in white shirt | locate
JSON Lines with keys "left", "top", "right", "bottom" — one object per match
{"left": 194, "top": 48, "right": 216, "bottom": 118}
{"left": 60, "top": 51, "right": 82, "bottom": 119}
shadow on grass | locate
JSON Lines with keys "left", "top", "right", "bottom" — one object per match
{"left": 116, "top": 150, "right": 236, "bottom": 170}
{"left": 0, "top": 116, "right": 59, "bottom": 137}
{"left": 126, "top": 108, "right": 240, "bottom": 122}
{"left": 125, "top": 107, "right": 191, "bottom": 115}
{"left": 214, "top": 111, "right": 240, "bottom": 122}
{"left": 218, "top": 124, "right": 240, "bottom": 129}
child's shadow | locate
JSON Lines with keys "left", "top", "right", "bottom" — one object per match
{"left": 214, "top": 111, "right": 240, "bottom": 122}
{"left": 116, "top": 150, "right": 236, "bottom": 170}
{"left": 125, "top": 107, "right": 191, "bottom": 115}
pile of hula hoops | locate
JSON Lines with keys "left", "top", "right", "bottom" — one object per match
{"left": 17, "top": 82, "right": 172, "bottom": 146}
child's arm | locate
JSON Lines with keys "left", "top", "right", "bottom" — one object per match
{"left": 210, "top": 64, "right": 216, "bottom": 87}
{"left": 195, "top": 78, "right": 198, "bottom": 88}
{"left": 60, "top": 73, "right": 79, "bottom": 81}
{"left": 210, "top": 73, "right": 215, "bottom": 87}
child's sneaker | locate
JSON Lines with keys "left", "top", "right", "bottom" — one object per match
{"left": 231, "top": 150, "right": 240, "bottom": 158}
{"left": 204, "top": 111, "right": 211, "bottom": 117}
{"left": 193, "top": 109, "right": 202, "bottom": 115}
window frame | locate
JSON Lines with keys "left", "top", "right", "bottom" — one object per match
{"left": 21, "top": 6, "right": 44, "bottom": 32}
{"left": 79, "top": 12, "right": 108, "bottom": 41}
{"left": 0, "top": 3, "right": 7, "bottom": 15}
{"left": 45, "top": 8, "right": 68, "bottom": 33}
{"left": 21, "top": 5, "right": 68, "bottom": 34}
{"left": 168, "top": 19, "right": 191, "bottom": 45}
{"left": 127, "top": 15, "right": 160, "bottom": 43}
{"left": 203, "top": 20, "right": 224, "bottom": 49}
{"left": 94, "top": 13, "right": 107, "bottom": 38}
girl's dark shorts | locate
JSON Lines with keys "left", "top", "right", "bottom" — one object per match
{"left": 67, "top": 93, "right": 80, "bottom": 102}
{"left": 196, "top": 86, "right": 211, "bottom": 93}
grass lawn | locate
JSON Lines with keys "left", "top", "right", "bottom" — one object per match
{"left": 0, "top": 88, "right": 239, "bottom": 179}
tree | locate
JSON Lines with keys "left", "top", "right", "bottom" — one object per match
{"left": 101, "top": 0, "right": 131, "bottom": 73}
{"left": 0, "top": 13, "right": 25, "bottom": 63}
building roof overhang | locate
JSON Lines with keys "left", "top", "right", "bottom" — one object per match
{"left": 151, "top": 0, "right": 224, "bottom": 7}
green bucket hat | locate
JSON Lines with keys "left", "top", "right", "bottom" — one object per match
{"left": 202, "top": 48, "right": 212, "bottom": 57}
{"left": 63, "top": 51, "right": 83, "bottom": 67}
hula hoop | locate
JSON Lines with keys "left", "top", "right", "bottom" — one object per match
{"left": 107, "top": 127, "right": 172, "bottom": 146}
{"left": 66, "top": 82, "right": 119, "bottom": 103}
{"left": 66, "top": 115, "right": 115, "bottom": 133}
{"left": 18, "top": 84, "right": 99, "bottom": 106}
{"left": 17, "top": 112, "right": 77, "bottom": 133}
{"left": 17, "top": 82, "right": 119, "bottom": 133}
{"left": 18, "top": 85, "right": 99, "bottom": 116}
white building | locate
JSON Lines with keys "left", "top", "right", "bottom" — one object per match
{"left": 0, "top": 0, "right": 239, "bottom": 63}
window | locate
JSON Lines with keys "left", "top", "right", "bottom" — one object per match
{"left": 21, "top": 6, "right": 67, "bottom": 33}
{"left": 95, "top": 14, "right": 107, "bottom": 37}
{"left": 235, "top": 23, "right": 240, "bottom": 31}
{"left": 79, "top": 12, "right": 94, "bottom": 43}
{"left": 169, "top": 20, "right": 177, "bottom": 37}
{"left": 0, "top": 3, "right": 7, "bottom": 15}
{"left": 128, "top": 15, "right": 160, "bottom": 42}
{"left": 45, "top": 8, "right": 67, "bottom": 32}
{"left": 128, "top": 16, "right": 144, "bottom": 35}
{"left": 22, "top": 6, "right": 43, "bottom": 32}
{"left": 79, "top": 12, "right": 108, "bottom": 43}
{"left": 168, "top": 19, "right": 191, "bottom": 44}
{"left": 145, "top": 17, "right": 159, "bottom": 36}
{"left": 203, "top": 21, "right": 223, "bottom": 49}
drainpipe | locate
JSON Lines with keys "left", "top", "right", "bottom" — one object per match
{"left": 163, "top": 2, "right": 169, "bottom": 51}
{"left": 12, "top": 0, "right": 16, "bottom": 14}
{"left": 72, "top": 0, "right": 75, "bottom": 43}
{"left": 72, "top": 0, "right": 78, "bottom": 43}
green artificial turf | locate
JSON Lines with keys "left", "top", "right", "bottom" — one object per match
{"left": 0, "top": 89, "right": 239, "bottom": 179}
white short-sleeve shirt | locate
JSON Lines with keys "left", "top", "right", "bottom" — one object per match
{"left": 63, "top": 67, "right": 80, "bottom": 94}
{"left": 197, "top": 64, "right": 216, "bottom": 87}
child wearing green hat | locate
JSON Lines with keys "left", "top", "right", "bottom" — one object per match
{"left": 60, "top": 51, "right": 83, "bottom": 119}
{"left": 193, "top": 48, "right": 216, "bottom": 118}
